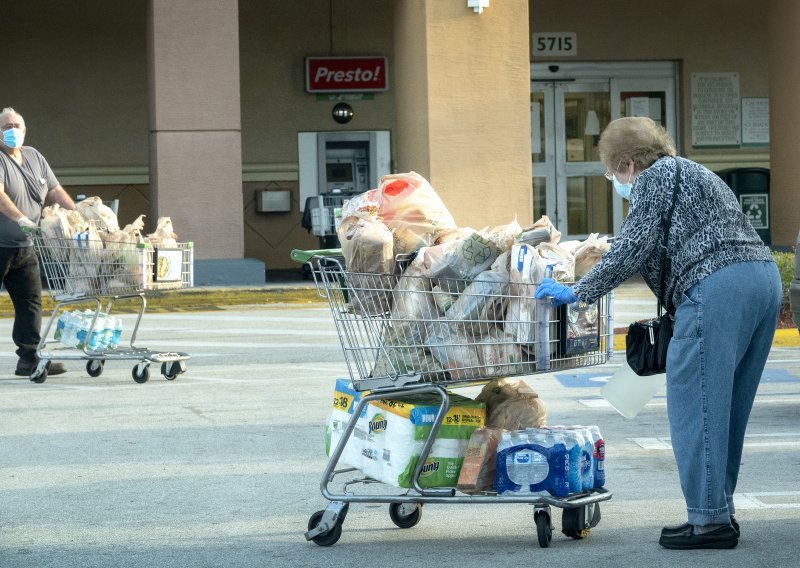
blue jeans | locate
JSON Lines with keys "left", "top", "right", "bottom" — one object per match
{"left": 666, "top": 260, "right": 781, "bottom": 526}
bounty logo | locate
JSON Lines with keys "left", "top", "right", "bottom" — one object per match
{"left": 419, "top": 458, "right": 440, "bottom": 477}
{"left": 368, "top": 413, "right": 387, "bottom": 434}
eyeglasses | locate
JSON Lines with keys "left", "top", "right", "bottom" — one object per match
{"left": 604, "top": 159, "right": 624, "bottom": 181}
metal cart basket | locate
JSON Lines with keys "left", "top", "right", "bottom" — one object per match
{"left": 30, "top": 231, "right": 193, "bottom": 384}
{"left": 294, "top": 251, "right": 614, "bottom": 548}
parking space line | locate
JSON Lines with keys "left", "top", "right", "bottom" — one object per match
{"left": 735, "top": 492, "right": 800, "bottom": 510}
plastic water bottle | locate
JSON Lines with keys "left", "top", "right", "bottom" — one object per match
{"left": 87, "top": 315, "right": 106, "bottom": 351}
{"left": 54, "top": 311, "right": 67, "bottom": 341}
{"left": 571, "top": 426, "right": 595, "bottom": 492}
{"left": 588, "top": 425, "right": 606, "bottom": 488}
{"left": 109, "top": 317, "right": 123, "bottom": 348}
{"left": 553, "top": 428, "right": 583, "bottom": 494}
{"left": 75, "top": 311, "right": 91, "bottom": 349}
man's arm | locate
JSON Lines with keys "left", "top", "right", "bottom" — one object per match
{"left": 0, "top": 182, "right": 29, "bottom": 223}
{"left": 45, "top": 185, "right": 76, "bottom": 210}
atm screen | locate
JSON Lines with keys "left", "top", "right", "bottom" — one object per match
{"left": 326, "top": 162, "right": 354, "bottom": 183}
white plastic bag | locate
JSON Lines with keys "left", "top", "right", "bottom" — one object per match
{"left": 146, "top": 217, "right": 178, "bottom": 248}
{"left": 75, "top": 196, "right": 120, "bottom": 232}
{"left": 376, "top": 172, "right": 458, "bottom": 255}
{"left": 574, "top": 233, "right": 610, "bottom": 278}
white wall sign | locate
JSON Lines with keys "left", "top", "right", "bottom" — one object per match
{"left": 691, "top": 72, "right": 741, "bottom": 146}
{"left": 739, "top": 194, "right": 769, "bottom": 229}
{"left": 741, "top": 97, "right": 770, "bottom": 145}
{"left": 532, "top": 33, "right": 577, "bottom": 56}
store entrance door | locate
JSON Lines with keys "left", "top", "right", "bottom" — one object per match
{"left": 531, "top": 62, "right": 678, "bottom": 240}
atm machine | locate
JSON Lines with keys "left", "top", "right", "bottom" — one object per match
{"left": 299, "top": 130, "right": 391, "bottom": 247}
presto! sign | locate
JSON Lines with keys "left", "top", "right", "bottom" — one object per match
{"left": 305, "top": 56, "right": 388, "bottom": 93}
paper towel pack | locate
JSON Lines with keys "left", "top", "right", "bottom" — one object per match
{"left": 326, "top": 379, "right": 485, "bottom": 488}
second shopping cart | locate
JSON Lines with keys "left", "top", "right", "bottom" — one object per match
{"left": 31, "top": 229, "right": 193, "bottom": 384}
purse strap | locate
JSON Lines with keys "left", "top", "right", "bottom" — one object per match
{"left": 657, "top": 157, "right": 681, "bottom": 314}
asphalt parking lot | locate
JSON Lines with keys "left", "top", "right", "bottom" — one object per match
{"left": 1, "top": 301, "right": 799, "bottom": 568}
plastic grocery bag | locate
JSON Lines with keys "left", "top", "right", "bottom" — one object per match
{"left": 518, "top": 215, "right": 561, "bottom": 246}
{"left": 384, "top": 255, "right": 438, "bottom": 346}
{"left": 102, "top": 214, "right": 148, "bottom": 290}
{"left": 425, "top": 318, "right": 482, "bottom": 380}
{"left": 75, "top": 196, "right": 120, "bottom": 232}
{"left": 67, "top": 220, "right": 103, "bottom": 295}
{"left": 39, "top": 204, "right": 74, "bottom": 240}
{"left": 146, "top": 217, "right": 178, "bottom": 248}
{"left": 535, "top": 242, "right": 575, "bottom": 283}
{"left": 376, "top": 172, "right": 458, "bottom": 255}
{"left": 338, "top": 213, "right": 394, "bottom": 315}
{"left": 574, "top": 233, "right": 610, "bottom": 278}
{"left": 476, "top": 327, "right": 532, "bottom": 378}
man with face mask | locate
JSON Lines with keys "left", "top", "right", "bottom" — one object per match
{"left": 0, "top": 107, "right": 76, "bottom": 378}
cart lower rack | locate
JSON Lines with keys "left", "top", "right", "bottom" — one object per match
{"left": 295, "top": 251, "right": 614, "bottom": 548}
{"left": 31, "top": 231, "right": 193, "bottom": 384}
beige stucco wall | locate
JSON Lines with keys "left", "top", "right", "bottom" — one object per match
{"left": 768, "top": 0, "right": 800, "bottom": 246}
{"left": 394, "top": 0, "right": 534, "bottom": 229}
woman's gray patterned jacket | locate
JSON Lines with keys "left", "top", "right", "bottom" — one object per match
{"left": 572, "top": 156, "right": 773, "bottom": 314}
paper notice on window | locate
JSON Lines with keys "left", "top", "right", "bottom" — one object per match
{"left": 691, "top": 73, "right": 741, "bottom": 146}
{"left": 741, "top": 98, "right": 769, "bottom": 145}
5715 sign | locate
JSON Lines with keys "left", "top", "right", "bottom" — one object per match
{"left": 532, "top": 32, "right": 577, "bottom": 56}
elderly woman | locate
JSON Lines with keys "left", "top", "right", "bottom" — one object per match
{"left": 536, "top": 116, "right": 780, "bottom": 549}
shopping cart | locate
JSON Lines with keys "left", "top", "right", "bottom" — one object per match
{"left": 30, "top": 230, "right": 193, "bottom": 384}
{"left": 293, "top": 250, "right": 614, "bottom": 548}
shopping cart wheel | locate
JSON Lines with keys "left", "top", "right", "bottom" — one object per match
{"left": 86, "top": 360, "right": 105, "bottom": 378}
{"left": 307, "top": 509, "right": 344, "bottom": 546}
{"left": 534, "top": 509, "right": 553, "bottom": 548}
{"left": 132, "top": 364, "right": 150, "bottom": 384}
{"left": 389, "top": 502, "right": 422, "bottom": 529}
{"left": 161, "top": 361, "right": 186, "bottom": 380}
{"left": 29, "top": 360, "right": 50, "bottom": 384}
{"left": 562, "top": 503, "right": 597, "bottom": 539}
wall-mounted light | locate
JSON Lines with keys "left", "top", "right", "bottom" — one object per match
{"left": 332, "top": 102, "right": 354, "bottom": 124}
{"left": 467, "top": 0, "right": 490, "bottom": 14}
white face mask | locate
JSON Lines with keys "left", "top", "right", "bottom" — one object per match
{"left": 2, "top": 127, "right": 24, "bottom": 149}
{"left": 612, "top": 175, "right": 633, "bottom": 200}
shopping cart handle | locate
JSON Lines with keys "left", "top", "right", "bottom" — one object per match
{"left": 290, "top": 248, "right": 342, "bottom": 264}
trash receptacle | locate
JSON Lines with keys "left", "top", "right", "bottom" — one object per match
{"left": 716, "top": 167, "right": 770, "bottom": 245}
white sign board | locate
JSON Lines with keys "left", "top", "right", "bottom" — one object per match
{"left": 691, "top": 73, "right": 741, "bottom": 146}
{"left": 741, "top": 98, "right": 770, "bottom": 145}
{"left": 739, "top": 194, "right": 769, "bottom": 230}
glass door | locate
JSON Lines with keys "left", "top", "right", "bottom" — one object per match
{"left": 531, "top": 62, "right": 678, "bottom": 239}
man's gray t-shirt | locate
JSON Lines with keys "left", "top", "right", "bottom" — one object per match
{"left": 0, "top": 146, "right": 59, "bottom": 247}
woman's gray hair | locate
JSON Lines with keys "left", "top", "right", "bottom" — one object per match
{"left": 0, "top": 107, "right": 24, "bottom": 126}
{"left": 599, "top": 116, "right": 675, "bottom": 174}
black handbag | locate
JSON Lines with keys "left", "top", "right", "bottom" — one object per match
{"left": 625, "top": 158, "right": 681, "bottom": 376}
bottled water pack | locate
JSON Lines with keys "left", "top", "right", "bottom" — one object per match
{"left": 494, "top": 424, "right": 605, "bottom": 497}
{"left": 55, "top": 310, "right": 123, "bottom": 350}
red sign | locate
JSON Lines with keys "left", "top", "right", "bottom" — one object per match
{"left": 305, "top": 56, "right": 388, "bottom": 93}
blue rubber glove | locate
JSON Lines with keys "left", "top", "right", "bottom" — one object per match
{"left": 534, "top": 277, "right": 578, "bottom": 307}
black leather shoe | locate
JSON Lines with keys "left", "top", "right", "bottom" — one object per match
{"left": 659, "top": 524, "right": 738, "bottom": 549}
{"left": 662, "top": 517, "right": 740, "bottom": 540}
{"left": 15, "top": 359, "right": 67, "bottom": 377}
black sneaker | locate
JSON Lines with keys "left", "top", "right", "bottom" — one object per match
{"left": 15, "top": 359, "right": 67, "bottom": 377}
{"left": 659, "top": 524, "right": 738, "bottom": 550}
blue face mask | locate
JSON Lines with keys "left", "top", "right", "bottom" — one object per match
{"left": 2, "top": 128, "right": 24, "bottom": 149}
{"left": 612, "top": 175, "right": 633, "bottom": 200}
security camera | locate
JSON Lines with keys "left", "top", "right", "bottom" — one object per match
{"left": 548, "top": 65, "right": 559, "bottom": 73}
